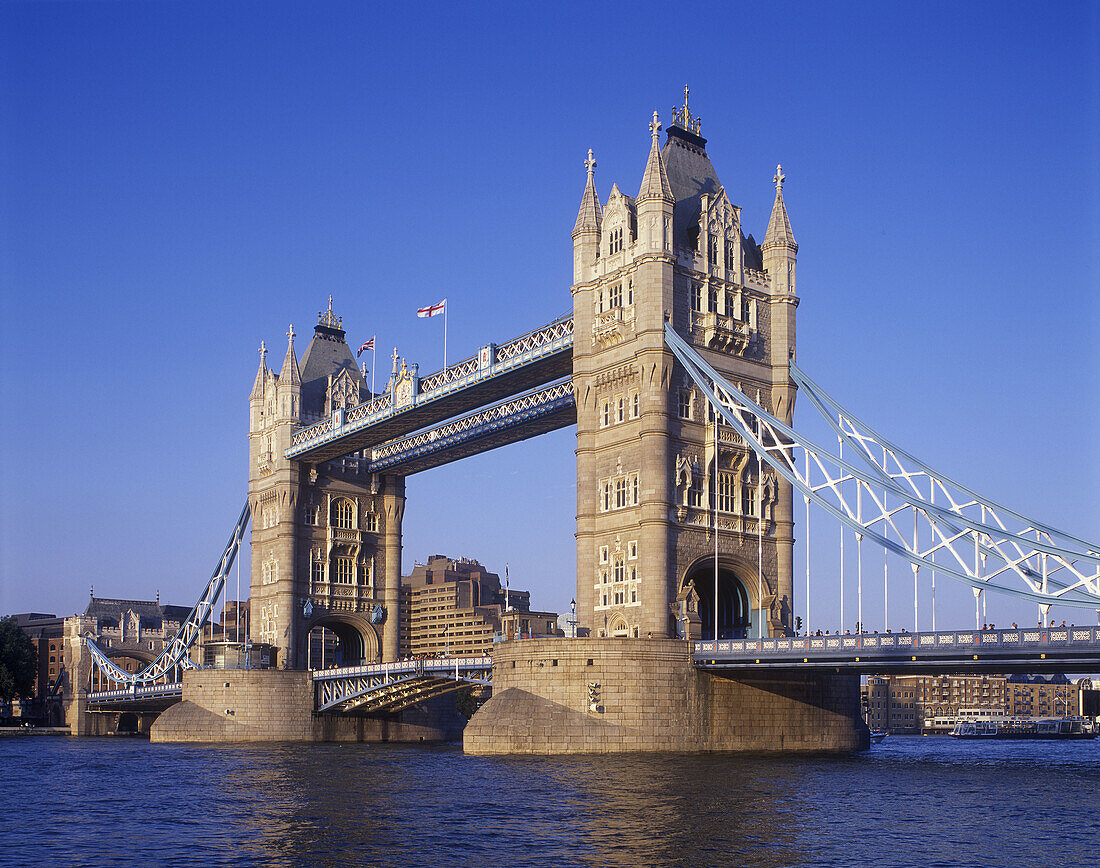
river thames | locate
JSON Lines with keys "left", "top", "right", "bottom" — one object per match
{"left": 1, "top": 735, "right": 1095, "bottom": 867}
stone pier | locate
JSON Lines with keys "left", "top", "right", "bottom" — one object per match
{"left": 150, "top": 669, "right": 464, "bottom": 743}
{"left": 463, "top": 639, "right": 868, "bottom": 754}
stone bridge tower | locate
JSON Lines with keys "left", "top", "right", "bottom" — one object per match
{"left": 572, "top": 91, "right": 799, "bottom": 641}
{"left": 248, "top": 301, "right": 403, "bottom": 668}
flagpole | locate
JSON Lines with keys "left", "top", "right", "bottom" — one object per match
{"left": 372, "top": 339, "right": 376, "bottom": 395}
{"left": 443, "top": 299, "right": 448, "bottom": 373}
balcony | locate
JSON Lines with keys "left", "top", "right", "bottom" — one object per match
{"left": 697, "top": 312, "right": 752, "bottom": 354}
{"left": 592, "top": 306, "right": 635, "bottom": 348}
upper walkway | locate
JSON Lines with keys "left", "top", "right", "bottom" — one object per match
{"left": 694, "top": 626, "right": 1100, "bottom": 675}
{"left": 287, "top": 316, "right": 573, "bottom": 463}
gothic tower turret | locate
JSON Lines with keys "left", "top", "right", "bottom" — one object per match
{"left": 571, "top": 149, "right": 602, "bottom": 285}
{"left": 249, "top": 300, "right": 394, "bottom": 669}
{"left": 572, "top": 90, "right": 798, "bottom": 642}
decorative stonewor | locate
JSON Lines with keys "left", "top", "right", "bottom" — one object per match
{"left": 571, "top": 95, "right": 798, "bottom": 645}
{"left": 248, "top": 301, "right": 403, "bottom": 669}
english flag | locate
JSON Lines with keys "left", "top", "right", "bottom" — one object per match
{"left": 356, "top": 336, "right": 375, "bottom": 358}
{"left": 417, "top": 298, "right": 446, "bottom": 318}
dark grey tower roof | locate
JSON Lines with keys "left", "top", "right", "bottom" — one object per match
{"left": 662, "top": 124, "right": 723, "bottom": 250}
{"left": 299, "top": 302, "right": 365, "bottom": 416}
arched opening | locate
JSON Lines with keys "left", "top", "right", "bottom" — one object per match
{"left": 686, "top": 560, "right": 751, "bottom": 640}
{"left": 117, "top": 712, "right": 139, "bottom": 734}
{"left": 304, "top": 616, "right": 378, "bottom": 670}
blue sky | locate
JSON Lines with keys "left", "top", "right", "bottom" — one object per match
{"left": 1, "top": 1, "right": 1096, "bottom": 633}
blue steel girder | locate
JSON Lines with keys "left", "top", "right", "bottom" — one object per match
{"left": 694, "top": 626, "right": 1100, "bottom": 674}
{"left": 368, "top": 381, "right": 575, "bottom": 475}
{"left": 314, "top": 657, "right": 492, "bottom": 713}
{"left": 663, "top": 324, "right": 1100, "bottom": 611}
{"left": 287, "top": 316, "right": 574, "bottom": 463}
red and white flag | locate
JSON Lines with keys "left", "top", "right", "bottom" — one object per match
{"left": 417, "top": 298, "right": 446, "bottom": 318}
{"left": 356, "top": 336, "right": 375, "bottom": 358}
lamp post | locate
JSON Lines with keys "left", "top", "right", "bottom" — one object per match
{"left": 570, "top": 598, "right": 577, "bottom": 638}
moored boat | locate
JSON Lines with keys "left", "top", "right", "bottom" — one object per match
{"left": 950, "top": 716, "right": 1096, "bottom": 740}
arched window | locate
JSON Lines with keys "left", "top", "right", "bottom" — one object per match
{"left": 332, "top": 499, "right": 355, "bottom": 529}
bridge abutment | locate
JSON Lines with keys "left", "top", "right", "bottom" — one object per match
{"left": 463, "top": 639, "right": 867, "bottom": 754}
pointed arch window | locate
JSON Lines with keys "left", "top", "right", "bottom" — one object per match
{"left": 332, "top": 499, "right": 355, "bottom": 529}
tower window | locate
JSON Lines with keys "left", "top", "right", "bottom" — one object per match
{"left": 708, "top": 234, "right": 718, "bottom": 263}
{"left": 332, "top": 499, "right": 355, "bottom": 529}
{"left": 742, "top": 485, "right": 757, "bottom": 517}
{"left": 627, "top": 278, "right": 633, "bottom": 306}
{"left": 335, "top": 557, "right": 354, "bottom": 584}
{"left": 311, "top": 558, "right": 325, "bottom": 585}
{"left": 609, "top": 227, "right": 624, "bottom": 255}
{"left": 609, "top": 282, "right": 622, "bottom": 308}
{"left": 725, "top": 239, "right": 735, "bottom": 269}
{"left": 602, "top": 401, "right": 611, "bottom": 428}
{"left": 716, "top": 472, "right": 736, "bottom": 513}
{"left": 617, "top": 397, "right": 624, "bottom": 423}
{"left": 691, "top": 282, "right": 703, "bottom": 313}
{"left": 678, "top": 390, "right": 693, "bottom": 420}
{"left": 631, "top": 391, "right": 639, "bottom": 418}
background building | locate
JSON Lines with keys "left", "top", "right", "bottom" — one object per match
{"left": 399, "top": 555, "right": 560, "bottom": 658}
{"left": 862, "top": 673, "right": 1085, "bottom": 733}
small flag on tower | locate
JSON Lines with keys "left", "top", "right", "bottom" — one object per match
{"left": 417, "top": 298, "right": 446, "bottom": 318}
{"left": 356, "top": 336, "right": 375, "bottom": 358}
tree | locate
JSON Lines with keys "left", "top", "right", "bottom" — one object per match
{"left": 0, "top": 617, "right": 37, "bottom": 702}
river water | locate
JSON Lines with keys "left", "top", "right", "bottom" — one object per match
{"left": 1, "top": 734, "right": 1095, "bottom": 867}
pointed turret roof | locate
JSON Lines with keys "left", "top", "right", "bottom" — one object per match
{"left": 638, "top": 111, "right": 673, "bottom": 201}
{"left": 299, "top": 297, "right": 364, "bottom": 416}
{"left": 763, "top": 164, "right": 797, "bottom": 251}
{"left": 572, "top": 149, "right": 603, "bottom": 236}
{"left": 280, "top": 325, "right": 301, "bottom": 386}
{"left": 250, "top": 341, "right": 268, "bottom": 401}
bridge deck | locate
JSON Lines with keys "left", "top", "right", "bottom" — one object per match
{"left": 288, "top": 316, "right": 573, "bottom": 463}
{"left": 695, "top": 627, "right": 1100, "bottom": 674}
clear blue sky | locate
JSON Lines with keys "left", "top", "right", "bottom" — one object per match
{"left": 1, "top": 1, "right": 1096, "bottom": 633}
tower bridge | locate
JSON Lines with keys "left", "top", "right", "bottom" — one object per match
{"left": 72, "top": 90, "right": 1098, "bottom": 751}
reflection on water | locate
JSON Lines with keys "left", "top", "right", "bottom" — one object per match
{"left": 0, "top": 736, "right": 1096, "bottom": 867}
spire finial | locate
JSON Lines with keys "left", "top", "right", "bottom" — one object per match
{"left": 259, "top": 339, "right": 267, "bottom": 360}
{"left": 672, "top": 85, "right": 701, "bottom": 135}
{"left": 318, "top": 297, "right": 342, "bottom": 329}
{"left": 649, "top": 110, "right": 661, "bottom": 141}
{"left": 391, "top": 346, "right": 400, "bottom": 374}
{"left": 287, "top": 324, "right": 295, "bottom": 344}
{"left": 774, "top": 164, "right": 786, "bottom": 191}
{"left": 585, "top": 148, "right": 596, "bottom": 178}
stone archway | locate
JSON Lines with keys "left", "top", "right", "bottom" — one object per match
{"left": 303, "top": 613, "right": 379, "bottom": 669}
{"left": 683, "top": 557, "right": 753, "bottom": 640}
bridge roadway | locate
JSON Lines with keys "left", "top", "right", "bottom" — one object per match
{"left": 287, "top": 315, "right": 574, "bottom": 464}
{"left": 694, "top": 626, "right": 1100, "bottom": 675}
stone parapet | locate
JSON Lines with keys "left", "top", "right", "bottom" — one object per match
{"left": 463, "top": 638, "right": 867, "bottom": 754}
